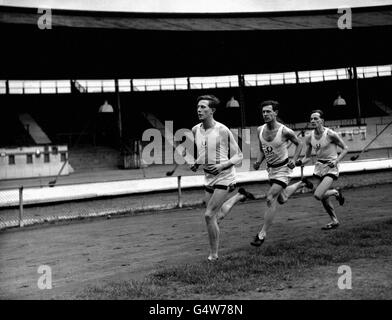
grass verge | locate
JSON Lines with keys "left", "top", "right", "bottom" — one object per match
{"left": 78, "top": 218, "right": 392, "bottom": 299}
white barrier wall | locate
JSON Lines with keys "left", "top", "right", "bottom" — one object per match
{"left": 0, "top": 145, "right": 69, "bottom": 180}
{"left": 1, "top": 158, "right": 391, "bottom": 208}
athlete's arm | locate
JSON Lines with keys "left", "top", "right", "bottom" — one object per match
{"left": 227, "top": 129, "right": 243, "bottom": 166}
{"left": 297, "top": 135, "right": 312, "bottom": 166}
{"left": 284, "top": 127, "right": 303, "bottom": 169}
{"left": 189, "top": 126, "right": 200, "bottom": 172}
{"left": 328, "top": 131, "right": 349, "bottom": 167}
{"left": 253, "top": 126, "right": 265, "bottom": 170}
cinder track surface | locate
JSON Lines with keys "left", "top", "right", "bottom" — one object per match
{"left": 0, "top": 184, "right": 391, "bottom": 299}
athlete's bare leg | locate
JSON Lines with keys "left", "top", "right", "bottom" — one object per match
{"left": 204, "top": 189, "right": 232, "bottom": 260}
{"left": 251, "top": 178, "right": 310, "bottom": 247}
{"left": 277, "top": 179, "right": 311, "bottom": 204}
{"left": 321, "top": 197, "right": 338, "bottom": 223}
{"left": 259, "top": 183, "right": 284, "bottom": 237}
{"left": 216, "top": 192, "right": 246, "bottom": 222}
{"left": 314, "top": 176, "right": 340, "bottom": 224}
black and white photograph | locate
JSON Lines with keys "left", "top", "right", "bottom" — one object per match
{"left": 1, "top": 0, "right": 392, "bottom": 308}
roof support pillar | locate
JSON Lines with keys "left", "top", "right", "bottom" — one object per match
{"left": 238, "top": 74, "right": 247, "bottom": 130}
{"left": 353, "top": 67, "right": 362, "bottom": 125}
{"left": 115, "top": 79, "right": 123, "bottom": 141}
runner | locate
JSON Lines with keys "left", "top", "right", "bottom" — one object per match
{"left": 190, "top": 95, "right": 255, "bottom": 261}
{"left": 296, "top": 109, "right": 348, "bottom": 230}
{"left": 251, "top": 100, "right": 313, "bottom": 246}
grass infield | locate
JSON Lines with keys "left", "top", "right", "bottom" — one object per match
{"left": 78, "top": 218, "right": 392, "bottom": 299}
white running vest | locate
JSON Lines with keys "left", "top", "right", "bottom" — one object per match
{"left": 193, "top": 121, "right": 235, "bottom": 166}
{"left": 259, "top": 124, "right": 288, "bottom": 166}
{"left": 310, "top": 128, "right": 338, "bottom": 161}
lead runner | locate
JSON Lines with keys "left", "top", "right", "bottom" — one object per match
{"left": 190, "top": 95, "right": 255, "bottom": 261}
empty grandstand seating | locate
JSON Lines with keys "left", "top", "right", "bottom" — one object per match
{"left": 1, "top": 75, "right": 391, "bottom": 172}
{"left": 0, "top": 110, "right": 35, "bottom": 147}
{"left": 68, "top": 145, "right": 120, "bottom": 171}
{"left": 18, "top": 113, "right": 51, "bottom": 144}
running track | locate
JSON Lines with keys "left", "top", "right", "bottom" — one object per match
{"left": 0, "top": 184, "right": 391, "bottom": 299}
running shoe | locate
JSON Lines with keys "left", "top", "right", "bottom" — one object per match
{"left": 321, "top": 222, "right": 340, "bottom": 230}
{"left": 336, "top": 189, "right": 345, "bottom": 206}
{"left": 250, "top": 233, "right": 265, "bottom": 247}
{"left": 238, "top": 187, "right": 256, "bottom": 202}
{"left": 301, "top": 177, "right": 314, "bottom": 190}
{"left": 207, "top": 255, "right": 219, "bottom": 262}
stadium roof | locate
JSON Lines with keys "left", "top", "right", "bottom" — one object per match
{"left": 2, "top": 4, "right": 392, "bottom": 30}
{"left": 5, "top": 0, "right": 392, "bottom": 14}
{"left": 1, "top": 4, "right": 392, "bottom": 79}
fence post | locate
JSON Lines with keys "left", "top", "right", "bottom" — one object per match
{"left": 19, "top": 186, "right": 24, "bottom": 227}
{"left": 300, "top": 166, "right": 306, "bottom": 193}
{"left": 177, "top": 176, "right": 183, "bottom": 208}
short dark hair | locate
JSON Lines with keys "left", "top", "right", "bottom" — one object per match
{"left": 311, "top": 109, "right": 324, "bottom": 119}
{"left": 260, "top": 100, "right": 279, "bottom": 112}
{"left": 197, "top": 95, "right": 220, "bottom": 109}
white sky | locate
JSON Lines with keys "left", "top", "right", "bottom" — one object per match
{"left": 2, "top": 0, "right": 392, "bottom": 13}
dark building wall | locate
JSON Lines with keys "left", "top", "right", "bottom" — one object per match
{"left": 0, "top": 76, "right": 390, "bottom": 147}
